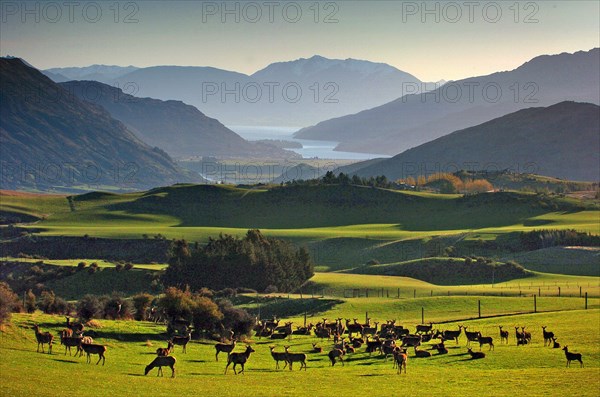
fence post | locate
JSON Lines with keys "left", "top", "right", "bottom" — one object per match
{"left": 397, "top": 288, "right": 400, "bottom": 298}
{"left": 421, "top": 307, "right": 424, "bottom": 324}
{"left": 534, "top": 295, "right": 537, "bottom": 313}
{"left": 414, "top": 289, "right": 416, "bottom": 298}
{"left": 558, "top": 287, "right": 560, "bottom": 297}
{"left": 580, "top": 286, "right": 582, "bottom": 298}
{"left": 585, "top": 292, "right": 588, "bottom": 309}
{"left": 431, "top": 290, "right": 433, "bottom": 297}
{"left": 366, "top": 311, "right": 369, "bottom": 324}
{"left": 478, "top": 300, "right": 481, "bottom": 318}
{"left": 366, "top": 289, "right": 369, "bottom": 298}
{"left": 539, "top": 287, "right": 541, "bottom": 297}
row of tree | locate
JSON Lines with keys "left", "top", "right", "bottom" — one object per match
{"left": 519, "top": 229, "right": 600, "bottom": 250}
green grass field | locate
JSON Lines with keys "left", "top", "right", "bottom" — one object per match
{"left": 2, "top": 308, "right": 599, "bottom": 397}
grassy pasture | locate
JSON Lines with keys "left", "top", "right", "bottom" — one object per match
{"left": 1, "top": 308, "right": 599, "bottom": 397}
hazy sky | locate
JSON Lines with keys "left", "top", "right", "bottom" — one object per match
{"left": 1, "top": 0, "right": 598, "bottom": 81}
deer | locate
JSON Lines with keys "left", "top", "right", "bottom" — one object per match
{"left": 215, "top": 339, "right": 236, "bottom": 361}
{"left": 145, "top": 356, "right": 176, "bottom": 377}
{"left": 467, "top": 348, "right": 485, "bottom": 359}
{"left": 157, "top": 341, "right": 174, "bottom": 356}
{"left": 61, "top": 335, "right": 83, "bottom": 356}
{"left": 362, "top": 322, "right": 379, "bottom": 338}
{"left": 552, "top": 337, "right": 560, "bottom": 349}
{"left": 499, "top": 326, "right": 509, "bottom": 344}
{"left": 269, "top": 346, "right": 288, "bottom": 370}
{"left": 170, "top": 332, "right": 191, "bottom": 353}
{"left": 435, "top": 326, "right": 463, "bottom": 344}
{"left": 328, "top": 348, "right": 345, "bottom": 366}
{"left": 224, "top": 345, "right": 255, "bottom": 375}
{"left": 434, "top": 341, "right": 448, "bottom": 355}
{"left": 312, "top": 343, "right": 322, "bottom": 353}
{"left": 416, "top": 323, "right": 433, "bottom": 334}
{"left": 284, "top": 346, "right": 307, "bottom": 371}
{"left": 463, "top": 326, "right": 480, "bottom": 346}
{"left": 345, "top": 319, "right": 363, "bottom": 337}
{"left": 562, "top": 346, "right": 583, "bottom": 367}
{"left": 65, "top": 317, "right": 84, "bottom": 334}
{"left": 80, "top": 342, "right": 107, "bottom": 365}
{"left": 414, "top": 347, "right": 432, "bottom": 358}
{"left": 32, "top": 324, "right": 53, "bottom": 354}
{"left": 515, "top": 326, "right": 525, "bottom": 345}
{"left": 541, "top": 326, "right": 554, "bottom": 347}
{"left": 477, "top": 333, "right": 494, "bottom": 351}
{"left": 521, "top": 326, "right": 532, "bottom": 342}
{"left": 393, "top": 348, "right": 408, "bottom": 374}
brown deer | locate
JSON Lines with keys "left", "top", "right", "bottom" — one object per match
{"left": 32, "top": 324, "right": 53, "bottom": 354}
{"left": 477, "top": 333, "right": 494, "bottom": 351}
{"left": 284, "top": 346, "right": 307, "bottom": 371}
{"left": 215, "top": 339, "right": 236, "bottom": 361}
{"left": 393, "top": 348, "right": 408, "bottom": 374}
{"left": 145, "top": 356, "right": 176, "bottom": 377}
{"left": 312, "top": 343, "right": 322, "bottom": 353}
{"left": 170, "top": 332, "right": 191, "bottom": 353}
{"left": 156, "top": 341, "right": 174, "bottom": 356}
{"left": 499, "top": 326, "right": 509, "bottom": 344}
{"left": 463, "top": 326, "right": 480, "bottom": 346}
{"left": 328, "top": 348, "right": 345, "bottom": 366}
{"left": 562, "top": 346, "right": 583, "bottom": 367}
{"left": 224, "top": 345, "right": 255, "bottom": 375}
{"left": 552, "top": 337, "right": 560, "bottom": 349}
{"left": 541, "top": 326, "right": 554, "bottom": 347}
{"left": 80, "top": 342, "right": 107, "bottom": 365}
{"left": 269, "top": 345, "right": 288, "bottom": 370}
{"left": 467, "top": 348, "right": 485, "bottom": 359}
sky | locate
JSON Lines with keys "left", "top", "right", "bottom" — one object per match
{"left": 1, "top": 0, "right": 599, "bottom": 81}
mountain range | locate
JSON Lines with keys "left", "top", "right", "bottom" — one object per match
{"left": 59, "top": 80, "right": 297, "bottom": 159}
{"left": 336, "top": 101, "right": 600, "bottom": 182}
{"left": 295, "top": 48, "right": 600, "bottom": 155}
{"left": 0, "top": 58, "right": 202, "bottom": 192}
{"left": 45, "top": 56, "right": 428, "bottom": 127}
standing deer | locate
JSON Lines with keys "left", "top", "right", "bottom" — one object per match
{"left": 171, "top": 332, "right": 191, "bottom": 353}
{"left": 32, "top": 324, "right": 53, "bottom": 354}
{"left": 562, "top": 346, "right": 583, "bottom": 367}
{"left": 284, "top": 346, "right": 307, "bottom": 371}
{"left": 393, "top": 348, "right": 408, "bottom": 374}
{"left": 477, "top": 333, "right": 494, "bottom": 351}
{"left": 215, "top": 339, "right": 236, "bottom": 361}
{"left": 80, "top": 342, "right": 107, "bottom": 365}
{"left": 269, "top": 346, "right": 288, "bottom": 370}
{"left": 156, "top": 341, "right": 174, "bottom": 356}
{"left": 224, "top": 345, "right": 255, "bottom": 375}
{"left": 541, "top": 326, "right": 554, "bottom": 347}
{"left": 499, "top": 326, "right": 509, "bottom": 344}
{"left": 328, "top": 348, "right": 345, "bottom": 366}
{"left": 145, "top": 356, "right": 176, "bottom": 377}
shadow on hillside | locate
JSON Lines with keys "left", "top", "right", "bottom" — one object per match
{"left": 52, "top": 358, "right": 78, "bottom": 364}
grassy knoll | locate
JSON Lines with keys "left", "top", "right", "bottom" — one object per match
{"left": 1, "top": 308, "right": 599, "bottom": 397}
{"left": 502, "top": 246, "right": 600, "bottom": 276}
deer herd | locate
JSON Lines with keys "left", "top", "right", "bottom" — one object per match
{"left": 29, "top": 316, "right": 584, "bottom": 378}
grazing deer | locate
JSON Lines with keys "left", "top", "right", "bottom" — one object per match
{"left": 393, "top": 348, "right": 408, "bottom": 374}
{"left": 552, "top": 337, "right": 560, "bottom": 349}
{"left": 541, "top": 326, "right": 554, "bottom": 347}
{"left": 477, "top": 333, "right": 494, "bottom": 351}
{"left": 269, "top": 346, "right": 288, "bottom": 370}
{"left": 157, "top": 341, "right": 174, "bottom": 357}
{"left": 562, "top": 346, "right": 583, "bottom": 368}
{"left": 224, "top": 345, "right": 255, "bottom": 375}
{"left": 80, "top": 342, "right": 107, "bottom": 365}
{"left": 499, "top": 326, "right": 509, "bottom": 344}
{"left": 171, "top": 332, "right": 191, "bottom": 353}
{"left": 215, "top": 339, "right": 236, "bottom": 361}
{"left": 467, "top": 348, "right": 485, "bottom": 359}
{"left": 328, "top": 348, "right": 345, "bottom": 366}
{"left": 312, "top": 343, "right": 322, "bottom": 353}
{"left": 284, "top": 346, "right": 307, "bottom": 371}
{"left": 32, "top": 324, "right": 53, "bottom": 354}
{"left": 145, "top": 356, "right": 176, "bottom": 377}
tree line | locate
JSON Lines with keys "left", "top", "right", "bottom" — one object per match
{"left": 162, "top": 229, "right": 313, "bottom": 293}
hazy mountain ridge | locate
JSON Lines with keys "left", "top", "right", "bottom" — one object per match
{"left": 59, "top": 80, "right": 297, "bottom": 159}
{"left": 296, "top": 48, "right": 600, "bottom": 155}
{"left": 0, "top": 58, "right": 202, "bottom": 192}
{"left": 46, "top": 56, "right": 427, "bottom": 126}
{"left": 337, "top": 101, "right": 600, "bottom": 182}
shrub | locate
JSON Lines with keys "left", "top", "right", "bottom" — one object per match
{"left": 366, "top": 259, "right": 380, "bottom": 266}
{"left": 77, "top": 262, "right": 87, "bottom": 271}
{"left": 77, "top": 294, "right": 103, "bottom": 321}
{"left": 25, "top": 289, "right": 36, "bottom": 313}
{"left": 132, "top": 293, "right": 154, "bottom": 321}
{"left": 0, "top": 282, "right": 21, "bottom": 325}
{"left": 264, "top": 285, "right": 278, "bottom": 294}
{"left": 103, "top": 294, "right": 133, "bottom": 320}
{"left": 115, "top": 263, "right": 124, "bottom": 272}
{"left": 124, "top": 263, "right": 134, "bottom": 271}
